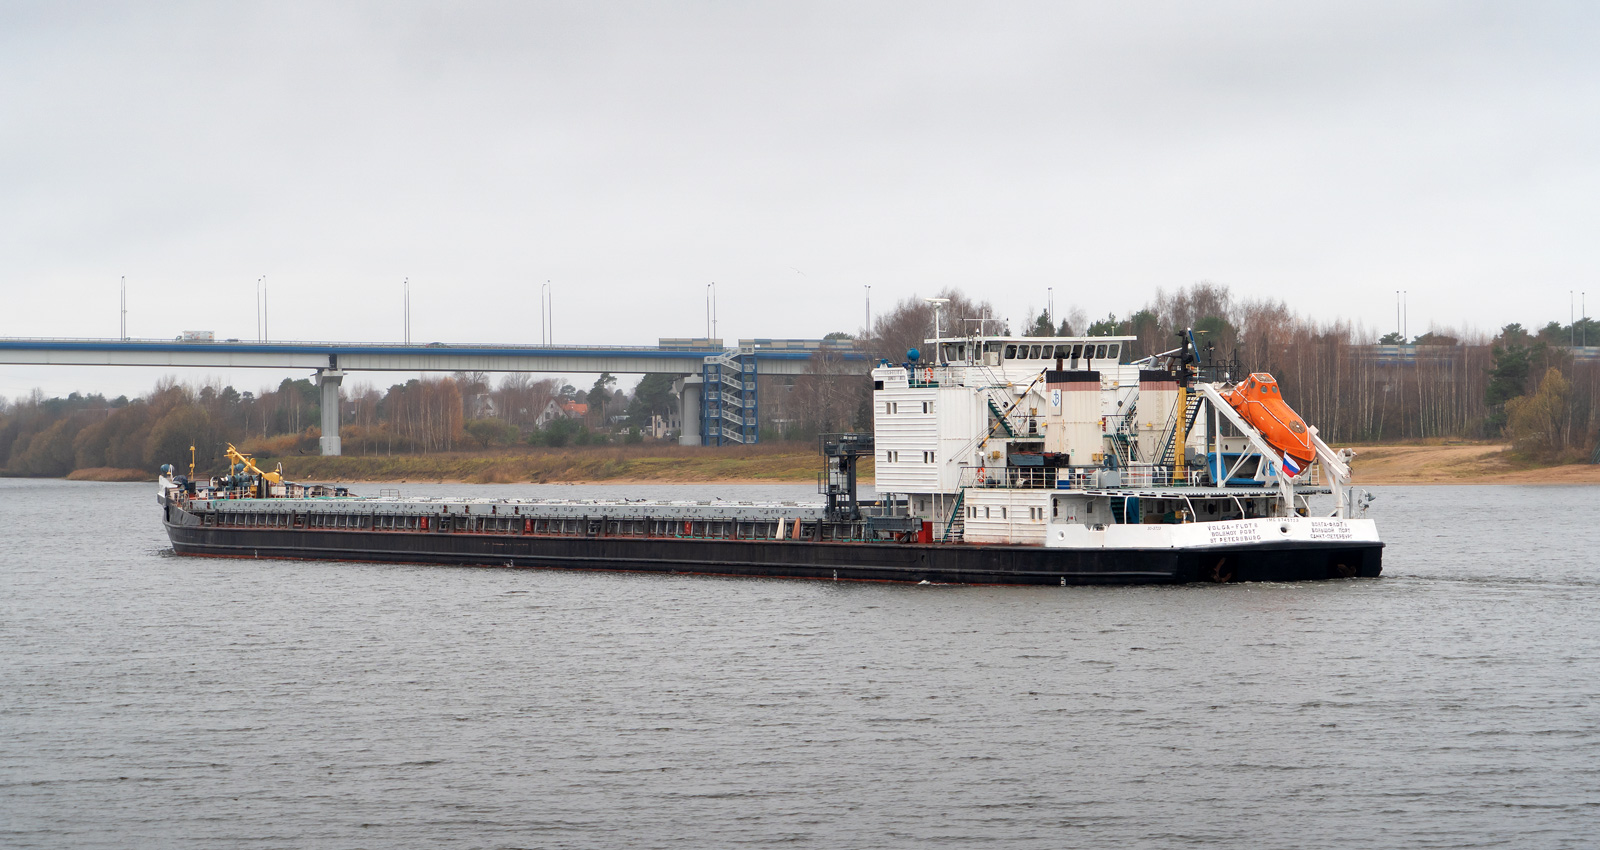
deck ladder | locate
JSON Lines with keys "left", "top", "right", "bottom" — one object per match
{"left": 941, "top": 489, "right": 966, "bottom": 542}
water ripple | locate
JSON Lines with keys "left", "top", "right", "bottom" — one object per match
{"left": 2, "top": 480, "right": 1598, "bottom": 847}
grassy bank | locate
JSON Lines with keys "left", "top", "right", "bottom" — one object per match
{"left": 29, "top": 441, "right": 1599, "bottom": 486}
{"left": 65, "top": 467, "right": 152, "bottom": 482}
{"left": 263, "top": 443, "right": 858, "bottom": 484}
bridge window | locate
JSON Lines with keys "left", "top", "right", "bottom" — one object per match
{"left": 1109, "top": 344, "right": 1119, "bottom": 360}
{"left": 1004, "top": 344, "right": 1017, "bottom": 359}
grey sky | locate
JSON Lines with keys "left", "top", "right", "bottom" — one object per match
{"left": 4, "top": 1, "right": 1598, "bottom": 397}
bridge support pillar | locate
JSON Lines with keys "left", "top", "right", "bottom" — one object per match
{"left": 675, "top": 376, "right": 703, "bottom": 446}
{"left": 317, "top": 369, "right": 344, "bottom": 456}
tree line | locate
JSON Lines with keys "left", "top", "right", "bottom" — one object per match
{"left": 3, "top": 281, "right": 1596, "bottom": 476}
{"left": 0, "top": 369, "right": 682, "bottom": 477}
{"left": 769, "top": 283, "right": 1599, "bottom": 459}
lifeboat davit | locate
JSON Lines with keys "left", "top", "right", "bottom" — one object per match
{"left": 1224, "top": 373, "right": 1315, "bottom": 477}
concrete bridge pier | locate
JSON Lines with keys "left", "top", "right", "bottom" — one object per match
{"left": 675, "top": 376, "right": 703, "bottom": 446}
{"left": 317, "top": 369, "right": 344, "bottom": 456}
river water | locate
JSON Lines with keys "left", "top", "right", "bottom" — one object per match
{"left": 2, "top": 478, "right": 1598, "bottom": 848}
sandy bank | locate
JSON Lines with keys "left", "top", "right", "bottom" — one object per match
{"left": 46, "top": 445, "right": 1598, "bottom": 487}
{"left": 1351, "top": 444, "right": 1600, "bottom": 485}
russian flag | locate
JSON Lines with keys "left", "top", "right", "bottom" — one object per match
{"left": 1281, "top": 454, "right": 1303, "bottom": 477}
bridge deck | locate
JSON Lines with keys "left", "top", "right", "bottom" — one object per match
{"left": 0, "top": 338, "right": 866, "bottom": 375}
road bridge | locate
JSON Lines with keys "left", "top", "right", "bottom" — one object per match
{"left": 0, "top": 337, "right": 869, "bottom": 454}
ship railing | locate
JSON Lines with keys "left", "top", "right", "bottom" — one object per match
{"left": 906, "top": 365, "right": 942, "bottom": 388}
{"left": 957, "top": 465, "right": 1066, "bottom": 490}
{"left": 1056, "top": 469, "right": 1100, "bottom": 490}
{"left": 1118, "top": 465, "right": 1172, "bottom": 487}
{"left": 954, "top": 464, "right": 1226, "bottom": 491}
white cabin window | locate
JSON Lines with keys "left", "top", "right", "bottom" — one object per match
{"left": 984, "top": 506, "right": 990, "bottom": 518}
{"left": 922, "top": 451, "right": 934, "bottom": 463}
{"left": 921, "top": 401, "right": 931, "bottom": 414}
{"left": 1000, "top": 507, "right": 1007, "bottom": 519}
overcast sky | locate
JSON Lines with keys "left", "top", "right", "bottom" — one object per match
{"left": 4, "top": 1, "right": 1598, "bottom": 398}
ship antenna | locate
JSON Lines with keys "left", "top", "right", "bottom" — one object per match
{"left": 924, "top": 297, "right": 950, "bottom": 364}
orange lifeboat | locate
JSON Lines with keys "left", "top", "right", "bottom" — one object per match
{"left": 1224, "top": 373, "right": 1315, "bottom": 476}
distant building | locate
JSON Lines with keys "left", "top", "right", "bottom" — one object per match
{"left": 466, "top": 392, "right": 497, "bottom": 419}
{"left": 646, "top": 413, "right": 677, "bottom": 440}
{"left": 536, "top": 399, "right": 588, "bottom": 427}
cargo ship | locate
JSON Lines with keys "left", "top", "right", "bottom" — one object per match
{"left": 158, "top": 329, "right": 1382, "bottom": 584}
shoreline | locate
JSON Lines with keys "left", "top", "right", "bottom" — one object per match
{"left": 29, "top": 444, "right": 1600, "bottom": 486}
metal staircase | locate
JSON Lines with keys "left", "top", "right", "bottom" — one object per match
{"left": 941, "top": 489, "right": 966, "bottom": 542}
{"left": 1157, "top": 392, "right": 1203, "bottom": 466}
{"left": 701, "top": 348, "right": 759, "bottom": 445}
{"left": 986, "top": 396, "right": 1017, "bottom": 437}
{"left": 1109, "top": 398, "right": 1139, "bottom": 466}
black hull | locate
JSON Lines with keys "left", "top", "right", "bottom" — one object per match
{"left": 164, "top": 523, "right": 1383, "bottom": 585}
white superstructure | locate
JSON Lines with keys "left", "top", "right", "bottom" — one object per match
{"left": 869, "top": 333, "right": 1379, "bottom": 552}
